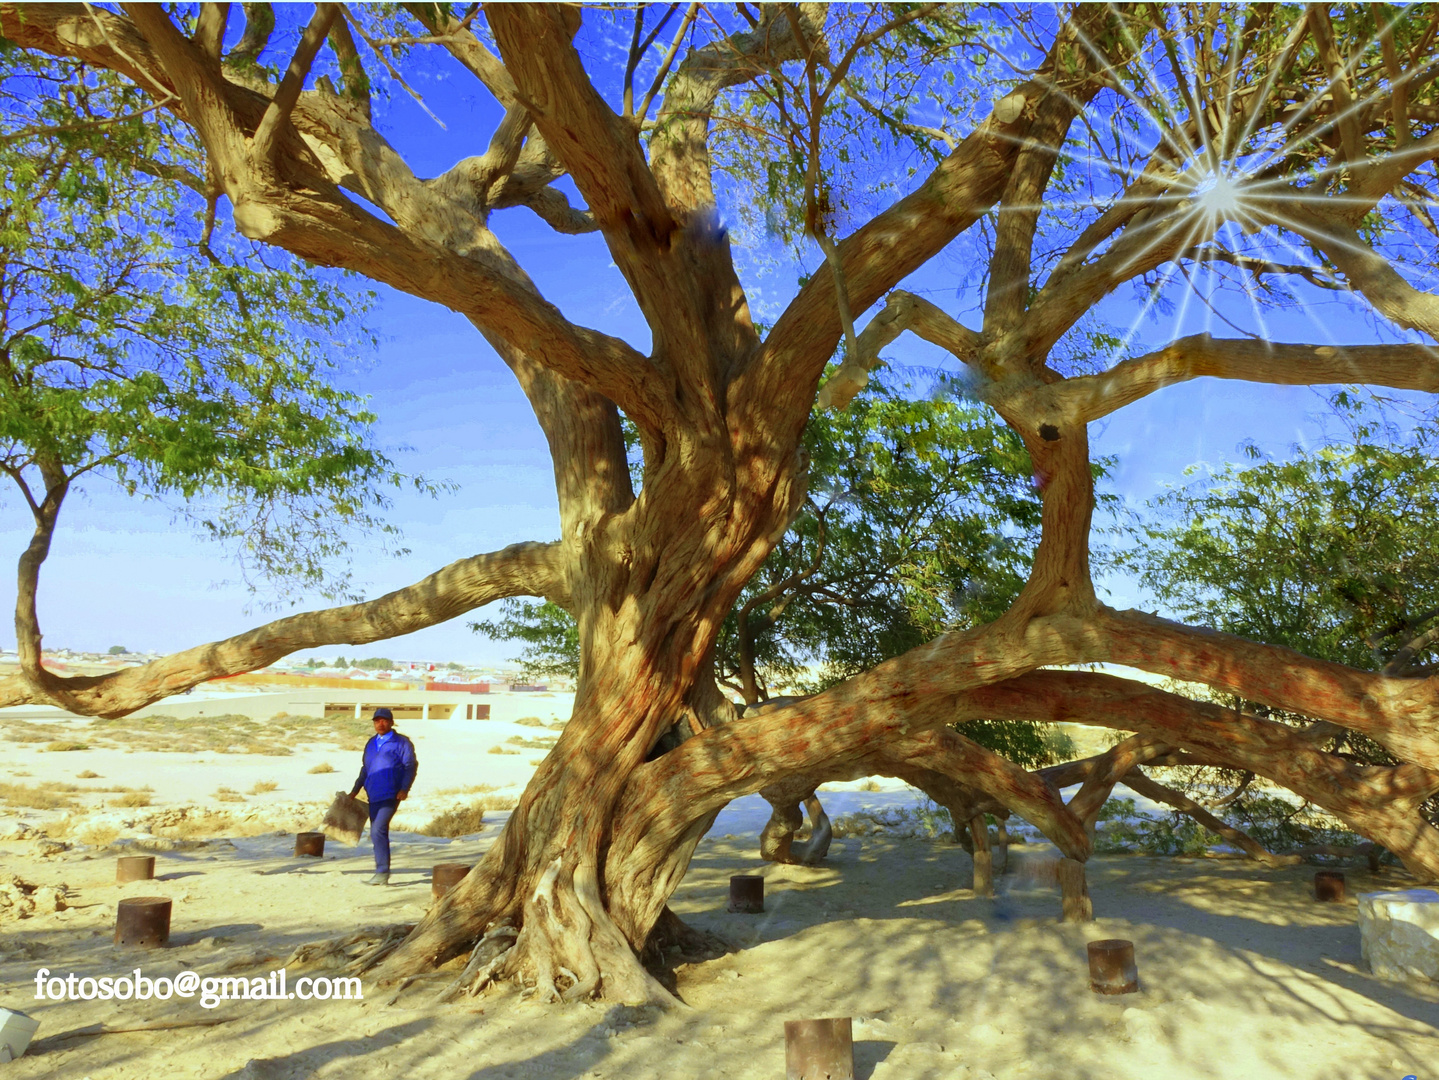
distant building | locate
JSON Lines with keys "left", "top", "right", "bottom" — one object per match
{"left": 142, "top": 687, "right": 492, "bottom": 721}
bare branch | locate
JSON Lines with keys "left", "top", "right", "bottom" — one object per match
{"left": 818, "top": 290, "right": 982, "bottom": 410}
{"left": 1075, "top": 608, "right": 1439, "bottom": 771}
{"left": 1124, "top": 768, "right": 1298, "bottom": 866}
{"left": 252, "top": 3, "right": 338, "bottom": 164}
{"left": 630, "top": 2, "right": 691, "bottom": 123}
{"left": 327, "top": 13, "right": 371, "bottom": 121}
{"left": 193, "top": 2, "right": 229, "bottom": 62}
{"left": 1306, "top": 4, "right": 1363, "bottom": 164}
{"left": 961, "top": 669, "right": 1439, "bottom": 876}
{"left": 1065, "top": 732, "right": 1172, "bottom": 827}
{"left": 1275, "top": 197, "right": 1439, "bottom": 340}
{"left": 1031, "top": 334, "right": 1439, "bottom": 426}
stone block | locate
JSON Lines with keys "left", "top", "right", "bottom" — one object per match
{"left": 1358, "top": 888, "right": 1439, "bottom": 981}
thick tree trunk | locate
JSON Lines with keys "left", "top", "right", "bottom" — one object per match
{"left": 374, "top": 685, "right": 683, "bottom": 1000}
{"left": 1058, "top": 857, "right": 1092, "bottom": 922}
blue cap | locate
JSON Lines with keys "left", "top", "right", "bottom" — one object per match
{"left": 372, "top": 707, "right": 393, "bottom": 721}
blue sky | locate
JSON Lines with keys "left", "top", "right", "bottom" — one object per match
{"left": 2, "top": 15, "right": 1429, "bottom": 665}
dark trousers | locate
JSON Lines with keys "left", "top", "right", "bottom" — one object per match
{"left": 367, "top": 798, "right": 399, "bottom": 873}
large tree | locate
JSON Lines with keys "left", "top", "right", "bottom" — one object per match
{"left": 5, "top": 3, "right": 1439, "bottom": 1004}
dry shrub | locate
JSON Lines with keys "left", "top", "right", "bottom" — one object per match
{"left": 487, "top": 745, "right": 519, "bottom": 755}
{"left": 48, "top": 811, "right": 136, "bottom": 847}
{"left": 0, "top": 719, "right": 74, "bottom": 743}
{"left": 45, "top": 741, "right": 90, "bottom": 752}
{"left": 77, "top": 821, "right": 122, "bottom": 847}
{"left": 858, "top": 779, "right": 882, "bottom": 792}
{"left": 506, "top": 735, "right": 558, "bottom": 750}
{"left": 76, "top": 770, "right": 102, "bottom": 779}
{"left": 547, "top": 721, "right": 567, "bottom": 731}
{"left": 307, "top": 763, "right": 336, "bottom": 774}
{"left": 528, "top": 758, "right": 547, "bottom": 767}
{"left": 432, "top": 784, "right": 501, "bottom": 796}
{"left": 249, "top": 781, "right": 279, "bottom": 794}
{"left": 85, "top": 712, "right": 372, "bottom": 756}
{"left": 214, "top": 787, "right": 245, "bottom": 803}
{"left": 419, "top": 803, "right": 487, "bottom": 837}
{"left": 147, "top": 811, "right": 242, "bottom": 839}
{"left": 0, "top": 782, "right": 80, "bottom": 810}
{"left": 112, "top": 792, "right": 153, "bottom": 808}
{"left": 515, "top": 716, "right": 546, "bottom": 727}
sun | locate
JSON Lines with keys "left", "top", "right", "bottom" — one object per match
{"left": 1192, "top": 171, "right": 1243, "bottom": 220}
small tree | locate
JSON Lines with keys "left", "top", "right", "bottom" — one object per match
{"left": 0, "top": 49, "right": 413, "bottom": 699}
{"left": 1129, "top": 400, "right": 1439, "bottom": 827}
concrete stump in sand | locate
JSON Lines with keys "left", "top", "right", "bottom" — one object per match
{"left": 728, "top": 875, "right": 764, "bottom": 913}
{"left": 432, "top": 863, "right": 471, "bottom": 900}
{"left": 784, "top": 1017, "right": 853, "bottom": 1080}
{"left": 114, "top": 896, "right": 171, "bottom": 948}
{"left": 1088, "top": 938, "right": 1139, "bottom": 994}
{"left": 116, "top": 855, "right": 154, "bottom": 883}
{"left": 1314, "top": 870, "right": 1345, "bottom": 902}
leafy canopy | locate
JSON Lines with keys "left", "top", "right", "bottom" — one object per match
{"left": 1130, "top": 400, "right": 1439, "bottom": 680}
{"left": 0, "top": 47, "right": 423, "bottom": 602}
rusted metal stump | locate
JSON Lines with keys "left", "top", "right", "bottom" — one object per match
{"left": 784, "top": 1017, "right": 853, "bottom": 1080}
{"left": 114, "top": 897, "right": 171, "bottom": 948}
{"left": 432, "top": 863, "right": 471, "bottom": 900}
{"left": 1087, "top": 938, "right": 1139, "bottom": 994}
{"left": 728, "top": 875, "right": 764, "bottom": 913}
{"left": 294, "top": 832, "right": 325, "bottom": 858}
{"left": 1315, "top": 870, "right": 1346, "bottom": 902}
{"left": 116, "top": 855, "right": 155, "bottom": 883}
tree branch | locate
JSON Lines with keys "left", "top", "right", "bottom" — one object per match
{"left": 1028, "top": 335, "right": 1439, "bottom": 427}
{"left": 817, "top": 290, "right": 983, "bottom": 410}
{"left": 634, "top": 2, "right": 698, "bottom": 123}
{"left": 1123, "top": 767, "right": 1298, "bottom": 866}
{"left": 192, "top": 2, "right": 230, "bottom": 62}
{"left": 960, "top": 668, "right": 1439, "bottom": 878}
{"left": 251, "top": 2, "right": 337, "bottom": 165}
{"left": 0, "top": 541, "right": 569, "bottom": 716}
{"left": 1072, "top": 608, "right": 1439, "bottom": 772}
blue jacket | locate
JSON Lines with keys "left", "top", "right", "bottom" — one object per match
{"left": 354, "top": 731, "right": 418, "bottom": 802}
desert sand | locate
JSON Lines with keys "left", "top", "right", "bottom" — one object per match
{"left": 2, "top": 704, "right": 1436, "bottom": 1079}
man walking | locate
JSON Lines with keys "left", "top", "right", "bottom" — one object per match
{"left": 349, "top": 707, "right": 418, "bottom": 885}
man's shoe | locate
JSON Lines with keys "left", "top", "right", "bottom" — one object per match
{"left": 365, "top": 872, "right": 390, "bottom": 886}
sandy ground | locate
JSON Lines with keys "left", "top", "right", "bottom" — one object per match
{"left": 2, "top": 710, "right": 1437, "bottom": 1079}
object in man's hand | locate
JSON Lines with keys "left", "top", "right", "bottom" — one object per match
{"left": 323, "top": 792, "right": 368, "bottom": 846}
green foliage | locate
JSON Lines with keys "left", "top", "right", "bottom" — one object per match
{"left": 723, "top": 369, "right": 1045, "bottom": 698}
{"left": 353, "top": 657, "right": 396, "bottom": 671}
{"left": 1128, "top": 410, "right": 1439, "bottom": 678}
{"left": 107, "top": 645, "right": 127, "bottom": 655}
{"left": 0, "top": 49, "right": 426, "bottom": 602}
{"left": 471, "top": 599, "right": 581, "bottom": 682}
{"left": 1092, "top": 797, "right": 1216, "bottom": 856}
{"left": 1128, "top": 403, "right": 1439, "bottom": 823}
{"left": 959, "top": 720, "right": 1076, "bottom": 770}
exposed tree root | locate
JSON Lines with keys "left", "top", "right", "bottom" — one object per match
{"left": 434, "top": 921, "right": 519, "bottom": 1002}
{"left": 284, "top": 924, "right": 414, "bottom": 974}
